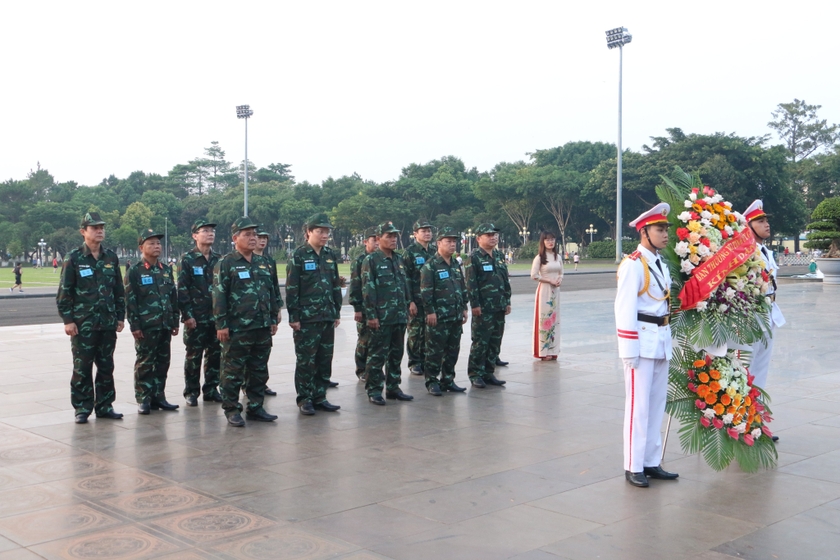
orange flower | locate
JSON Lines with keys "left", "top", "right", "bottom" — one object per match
{"left": 734, "top": 414, "right": 743, "bottom": 424}
{"left": 713, "top": 404, "right": 725, "bottom": 416}
{"left": 692, "top": 203, "right": 703, "bottom": 213}
{"left": 727, "top": 214, "right": 736, "bottom": 223}
{"left": 693, "top": 360, "right": 706, "bottom": 368}
{"left": 744, "top": 396, "right": 752, "bottom": 407}
{"left": 698, "top": 372, "right": 710, "bottom": 384}
{"left": 709, "top": 381, "right": 721, "bottom": 393}
{"left": 709, "top": 370, "right": 721, "bottom": 380}
{"left": 705, "top": 393, "right": 718, "bottom": 405}
{"left": 755, "top": 416, "right": 763, "bottom": 425}
{"left": 727, "top": 405, "right": 737, "bottom": 415}
{"left": 733, "top": 395, "right": 742, "bottom": 407}
{"left": 720, "top": 394, "right": 731, "bottom": 406}
{"left": 696, "top": 385, "right": 710, "bottom": 398}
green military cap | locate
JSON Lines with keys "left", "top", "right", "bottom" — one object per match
{"left": 138, "top": 229, "right": 164, "bottom": 245}
{"left": 191, "top": 218, "right": 216, "bottom": 233}
{"left": 256, "top": 224, "right": 270, "bottom": 237}
{"left": 436, "top": 226, "right": 460, "bottom": 240}
{"left": 474, "top": 223, "right": 501, "bottom": 235}
{"left": 306, "top": 213, "right": 333, "bottom": 229}
{"left": 231, "top": 216, "right": 259, "bottom": 235}
{"left": 413, "top": 219, "right": 433, "bottom": 231}
{"left": 377, "top": 221, "right": 400, "bottom": 235}
{"left": 364, "top": 226, "right": 378, "bottom": 239}
{"left": 81, "top": 212, "right": 106, "bottom": 228}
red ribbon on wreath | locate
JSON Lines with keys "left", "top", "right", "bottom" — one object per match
{"left": 679, "top": 228, "right": 757, "bottom": 310}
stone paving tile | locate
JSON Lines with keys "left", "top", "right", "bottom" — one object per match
{"left": 149, "top": 504, "right": 275, "bottom": 544}
{"left": 0, "top": 503, "right": 122, "bottom": 547}
{"left": 29, "top": 525, "right": 184, "bottom": 560}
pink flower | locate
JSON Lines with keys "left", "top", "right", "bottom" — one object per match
{"left": 695, "top": 399, "right": 707, "bottom": 410}
{"left": 688, "top": 383, "right": 697, "bottom": 393}
{"left": 687, "top": 369, "right": 696, "bottom": 380}
{"left": 727, "top": 428, "right": 740, "bottom": 440}
{"left": 692, "top": 187, "right": 700, "bottom": 194}
{"left": 541, "top": 319, "right": 553, "bottom": 330}
{"left": 700, "top": 417, "right": 711, "bottom": 428}
{"left": 744, "top": 434, "right": 754, "bottom": 446}
{"left": 713, "top": 418, "right": 724, "bottom": 430}
{"left": 761, "top": 425, "right": 773, "bottom": 437}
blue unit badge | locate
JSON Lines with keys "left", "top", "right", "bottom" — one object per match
{"left": 238, "top": 270, "right": 251, "bottom": 279}
{"left": 79, "top": 268, "right": 93, "bottom": 278}
{"left": 193, "top": 266, "right": 204, "bottom": 275}
{"left": 438, "top": 270, "right": 450, "bottom": 279}
{"left": 304, "top": 262, "right": 317, "bottom": 271}
{"left": 482, "top": 264, "right": 494, "bottom": 272}
{"left": 415, "top": 257, "right": 425, "bottom": 265}
{"left": 141, "top": 276, "right": 153, "bottom": 285}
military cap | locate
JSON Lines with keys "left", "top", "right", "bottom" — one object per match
{"left": 256, "top": 224, "right": 270, "bottom": 237}
{"left": 436, "top": 227, "right": 460, "bottom": 240}
{"left": 191, "top": 218, "right": 216, "bottom": 233}
{"left": 306, "top": 213, "right": 333, "bottom": 229}
{"left": 629, "top": 202, "right": 670, "bottom": 231}
{"left": 81, "top": 212, "right": 106, "bottom": 228}
{"left": 377, "top": 221, "right": 400, "bottom": 235}
{"left": 364, "top": 226, "right": 378, "bottom": 239}
{"left": 230, "top": 216, "right": 259, "bottom": 235}
{"left": 413, "top": 219, "right": 433, "bottom": 231}
{"left": 474, "top": 223, "right": 501, "bottom": 235}
{"left": 743, "top": 200, "right": 766, "bottom": 223}
{"left": 138, "top": 229, "right": 165, "bottom": 245}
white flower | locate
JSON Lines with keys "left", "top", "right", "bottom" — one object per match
{"left": 681, "top": 260, "right": 695, "bottom": 274}
{"left": 718, "top": 378, "right": 728, "bottom": 391}
{"left": 736, "top": 423, "right": 746, "bottom": 433}
{"left": 698, "top": 245, "right": 711, "bottom": 257}
{"left": 689, "top": 193, "right": 697, "bottom": 201}
{"left": 736, "top": 279, "right": 745, "bottom": 291}
{"left": 678, "top": 211, "right": 692, "bottom": 223}
{"left": 700, "top": 219, "right": 712, "bottom": 228}
{"left": 684, "top": 200, "right": 693, "bottom": 208}
{"left": 723, "top": 209, "right": 731, "bottom": 216}
{"left": 725, "top": 287, "right": 736, "bottom": 300}
{"left": 703, "top": 409, "right": 716, "bottom": 419}
{"left": 752, "top": 428, "right": 762, "bottom": 439}
{"left": 674, "top": 241, "right": 690, "bottom": 257}
{"left": 710, "top": 213, "right": 720, "bottom": 223}
{"left": 695, "top": 301, "right": 708, "bottom": 311}
{"left": 764, "top": 296, "right": 771, "bottom": 305}
{"left": 718, "top": 304, "right": 729, "bottom": 313}
{"left": 723, "top": 413, "right": 734, "bottom": 425}
{"left": 724, "top": 225, "right": 733, "bottom": 236}
{"left": 701, "top": 210, "right": 712, "bottom": 219}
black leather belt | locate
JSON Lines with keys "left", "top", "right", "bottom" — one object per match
{"left": 638, "top": 313, "right": 669, "bottom": 326}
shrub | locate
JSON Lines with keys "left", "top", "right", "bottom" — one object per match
{"left": 518, "top": 241, "right": 540, "bottom": 261}
{"left": 804, "top": 197, "right": 840, "bottom": 257}
{"left": 587, "top": 239, "right": 637, "bottom": 258}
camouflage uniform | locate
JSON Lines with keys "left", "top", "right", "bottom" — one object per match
{"left": 404, "top": 221, "right": 436, "bottom": 373}
{"left": 349, "top": 243, "right": 373, "bottom": 379}
{"left": 178, "top": 245, "right": 221, "bottom": 400}
{"left": 465, "top": 226, "right": 511, "bottom": 382}
{"left": 286, "top": 235, "right": 342, "bottom": 406}
{"left": 214, "top": 222, "right": 280, "bottom": 417}
{"left": 256, "top": 225, "right": 286, "bottom": 396}
{"left": 57, "top": 230, "right": 125, "bottom": 416}
{"left": 362, "top": 231, "right": 411, "bottom": 397}
{"left": 125, "top": 247, "right": 179, "bottom": 404}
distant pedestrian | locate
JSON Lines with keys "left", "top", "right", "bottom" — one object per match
{"left": 573, "top": 252, "right": 580, "bottom": 271}
{"left": 11, "top": 262, "right": 23, "bottom": 292}
{"left": 53, "top": 257, "right": 58, "bottom": 273}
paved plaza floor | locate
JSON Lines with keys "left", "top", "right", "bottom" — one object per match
{"left": 0, "top": 281, "right": 838, "bottom": 559}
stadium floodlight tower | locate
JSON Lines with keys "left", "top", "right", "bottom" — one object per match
{"left": 236, "top": 105, "right": 254, "bottom": 216}
{"left": 606, "top": 26, "right": 632, "bottom": 263}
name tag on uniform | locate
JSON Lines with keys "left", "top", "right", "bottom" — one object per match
{"left": 415, "top": 257, "right": 425, "bottom": 265}
{"left": 193, "top": 267, "right": 204, "bottom": 275}
{"left": 79, "top": 268, "right": 93, "bottom": 278}
{"left": 304, "top": 262, "right": 316, "bottom": 271}
{"left": 482, "top": 264, "right": 493, "bottom": 272}
{"left": 141, "top": 276, "right": 153, "bottom": 285}
{"left": 438, "top": 270, "right": 449, "bottom": 279}
{"left": 238, "top": 271, "right": 251, "bottom": 279}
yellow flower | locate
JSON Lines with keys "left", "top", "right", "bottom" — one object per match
{"left": 689, "top": 245, "right": 698, "bottom": 254}
{"left": 687, "top": 221, "right": 702, "bottom": 233}
{"left": 726, "top": 386, "right": 737, "bottom": 397}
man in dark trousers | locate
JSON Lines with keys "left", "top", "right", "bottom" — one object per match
{"left": 56, "top": 212, "right": 125, "bottom": 424}
{"left": 349, "top": 227, "right": 378, "bottom": 380}
{"left": 404, "top": 219, "right": 436, "bottom": 376}
{"left": 255, "top": 225, "right": 284, "bottom": 397}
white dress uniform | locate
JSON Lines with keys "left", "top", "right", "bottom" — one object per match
{"left": 615, "top": 203, "right": 672, "bottom": 474}
{"left": 743, "top": 200, "right": 786, "bottom": 390}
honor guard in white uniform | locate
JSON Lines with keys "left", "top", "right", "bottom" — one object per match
{"left": 615, "top": 203, "right": 679, "bottom": 488}
{"left": 744, "top": 200, "right": 784, "bottom": 442}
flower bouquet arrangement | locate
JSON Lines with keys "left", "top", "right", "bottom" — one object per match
{"left": 657, "top": 168, "right": 776, "bottom": 471}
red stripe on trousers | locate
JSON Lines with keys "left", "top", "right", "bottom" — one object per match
{"left": 629, "top": 367, "right": 635, "bottom": 471}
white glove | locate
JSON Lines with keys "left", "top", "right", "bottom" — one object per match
{"left": 622, "top": 357, "right": 640, "bottom": 369}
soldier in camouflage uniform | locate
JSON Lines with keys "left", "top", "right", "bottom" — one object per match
{"left": 255, "top": 225, "right": 285, "bottom": 396}
{"left": 178, "top": 219, "right": 222, "bottom": 407}
{"left": 465, "top": 223, "right": 511, "bottom": 388}
{"left": 213, "top": 217, "right": 281, "bottom": 426}
{"left": 349, "top": 227, "right": 378, "bottom": 380}
{"left": 57, "top": 212, "right": 125, "bottom": 424}
{"left": 421, "top": 227, "right": 469, "bottom": 395}
{"left": 286, "top": 213, "right": 343, "bottom": 415}
{"left": 362, "top": 222, "right": 414, "bottom": 405}
{"left": 404, "top": 219, "right": 436, "bottom": 376}
{"left": 125, "top": 229, "right": 180, "bottom": 414}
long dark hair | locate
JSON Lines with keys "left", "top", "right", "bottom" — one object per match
{"left": 538, "top": 231, "right": 559, "bottom": 265}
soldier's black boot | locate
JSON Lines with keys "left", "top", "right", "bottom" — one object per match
{"left": 410, "top": 365, "right": 423, "bottom": 376}
{"left": 227, "top": 412, "right": 245, "bottom": 427}
{"left": 75, "top": 413, "right": 89, "bottom": 424}
{"left": 386, "top": 389, "right": 414, "bottom": 401}
{"left": 151, "top": 397, "right": 179, "bottom": 411}
{"left": 328, "top": 381, "right": 339, "bottom": 388}
{"left": 185, "top": 395, "right": 198, "bottom": 407}
{"left": 495, "top": 358, "right": 509, "bottom": 367}
{"left": 246, "top": 409, "right": 278, "bottom": 422}
{"left": 265, "top": 387, "right": 277, "bottom": 396}
{"left": 314, "top": 400, "right": 341, "bottom": 412}
{"left": 138, "top": 400, "right": 151, "bottom": 415}
{"left": 96, "top": 410, "right": 123, "bottom": 420}
{"left": 470, "top": 377, "right": 486, "bottom": 388}
{"left": 203, "top": 392, "right": 223, "bottom": 403}
{"left": 625, "top": 471, "right": 649, "bottom": 488}
{"left": 443, "top": 383, "right": 466, "bottom": 392}
{"left": 369, "top": 395, "right": 386, "bottom": 406}
{"left": 299, "top": 400, "right": 316, "bottom": 415}
{"left": 484, "top": 374, "right": 506, "bottom": 386}
{"left": 427, "top": 383, "right": 442, "bottom": 396}
{"left": 643, "top": 466, "right": 679, "bottom": 480}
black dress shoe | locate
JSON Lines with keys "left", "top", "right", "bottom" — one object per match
{"left": 427, "top": 383, "right": 442, "bottom": 396}
{"left": 772, "top": 435, "right": 779, "bottom": 443}
{"left": 386, "top": 389, "right": 414, "bottom": 401}
{"left": 495, "top": 358, "right": 509, "bottom": 367}
{"left": 643, "top": 465, "right": 679, "bottom": 480}
{"left": 328, "top": 381, "right": 339, "bottom": 388}
{"left": 151, "top": 399, "right": 179, "bottom": 411}
{"left": 227, "top": 413, "right": 246, "bottom": 427}
{"left": 138, "top": 401, "right": 151, "bottom": 415}
{"left": 471, "top": 377, "right": 486, "bottom": 388}
{"left": 314, "top": 400, "right": 341, "bottom": 412}
{"left": 299, "top": 401, "right": 316, "bottom": 415}
{"left": 265, "top": 387, "right": 277, "bottom": 396}
{"left": 626, "top": 471, "right": 649, "bottom": 487}
{"left": 246, "top": 409, "right": 278, "bottom": 422}
{"left": 203, "top": 393, "right": 223, "bottom": 402}
{"left": 485, "top": 374, "right": 506, "bottom": 386}
{"left": 443, "top": 383, "right": 467, "bottom": 392}
{"left": 369, "top": 395, "right": 386, "bottom": 406}
{"left": 185, "top": 395, "right": 198, "bottom": 407}
{"left": 75, "top": 413, "right": 89, "bottom": 424}
{"left": 409, "top": 365, "right": 423, "bottom": 376}
{"left": 95, "top": 410, "right": 124, "bottom": 420}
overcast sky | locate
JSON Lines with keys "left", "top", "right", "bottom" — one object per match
{"left": 2, "top": 0, "right": 838, "bottom": 187}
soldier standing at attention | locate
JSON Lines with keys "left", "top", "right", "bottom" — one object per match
{"left": 125, "top": 229, "right": 180, "bottom": 415}
{"left": 178, "top": 219, "right": 222, "bottom": 407}
{"left": 286, "top": 213, "right": 342, "bottom": 416}
{"left": 57, "top": 212, "right": 125, "bottom": 424}
{"left": 615, "top": 203, "right": 679, "bottom": 488}
{"left": 362, "top": 221, "right": 414, "bottom": 405}
{"left": 214, "top": 217, "right": 281, "bottom": 426}
{"left": 421, "top": 227, "right": 468, "bottom": 396}
{"left": 349, "top": 227, "right": 378, "bottom": 381}
{"left": 465, "top": 223, "right": 511, "bottom": 388}
{"left": 255, "top": 225, "right": 285, "bottom": 396}
{"left": 404, "top": 220, "right": 436, "bottom": 376}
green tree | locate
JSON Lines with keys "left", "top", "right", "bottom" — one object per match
{"left": 121, "top": 202, "right": 153, "bottom": 233}
{"left": 804, "top": 197, "right": 840, "bottom": 256}
{"left": 768, "top": 99, "right": 839, "bottom": 162}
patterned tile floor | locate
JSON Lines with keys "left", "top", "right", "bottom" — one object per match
{"left": 0, "top": 281, "right": 837, "bottom": 559}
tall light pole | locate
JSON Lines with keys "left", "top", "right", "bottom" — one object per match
{"left": 606, "top": 26, "right": 632, "bottom": 264}
{"left": 38, "top": 238, "right": 46, "bottom": 267}
{"left": 164, "top": 217, "right": 169, "bottom": 264}
{"left": 236, "top": 104, "right": 254, "bottom": 216}
{"left": 586, "top": 224, "right": 598, "bottom": 244}
{"left": 465, "top": 228, "right": 475, "bottom": 253}
{"left": 519, "top": 227, "right": 531, "bottom": 246}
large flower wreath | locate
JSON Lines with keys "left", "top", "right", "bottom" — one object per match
{"left": 657, "top": 168, "right": 777, "bottom": 472}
